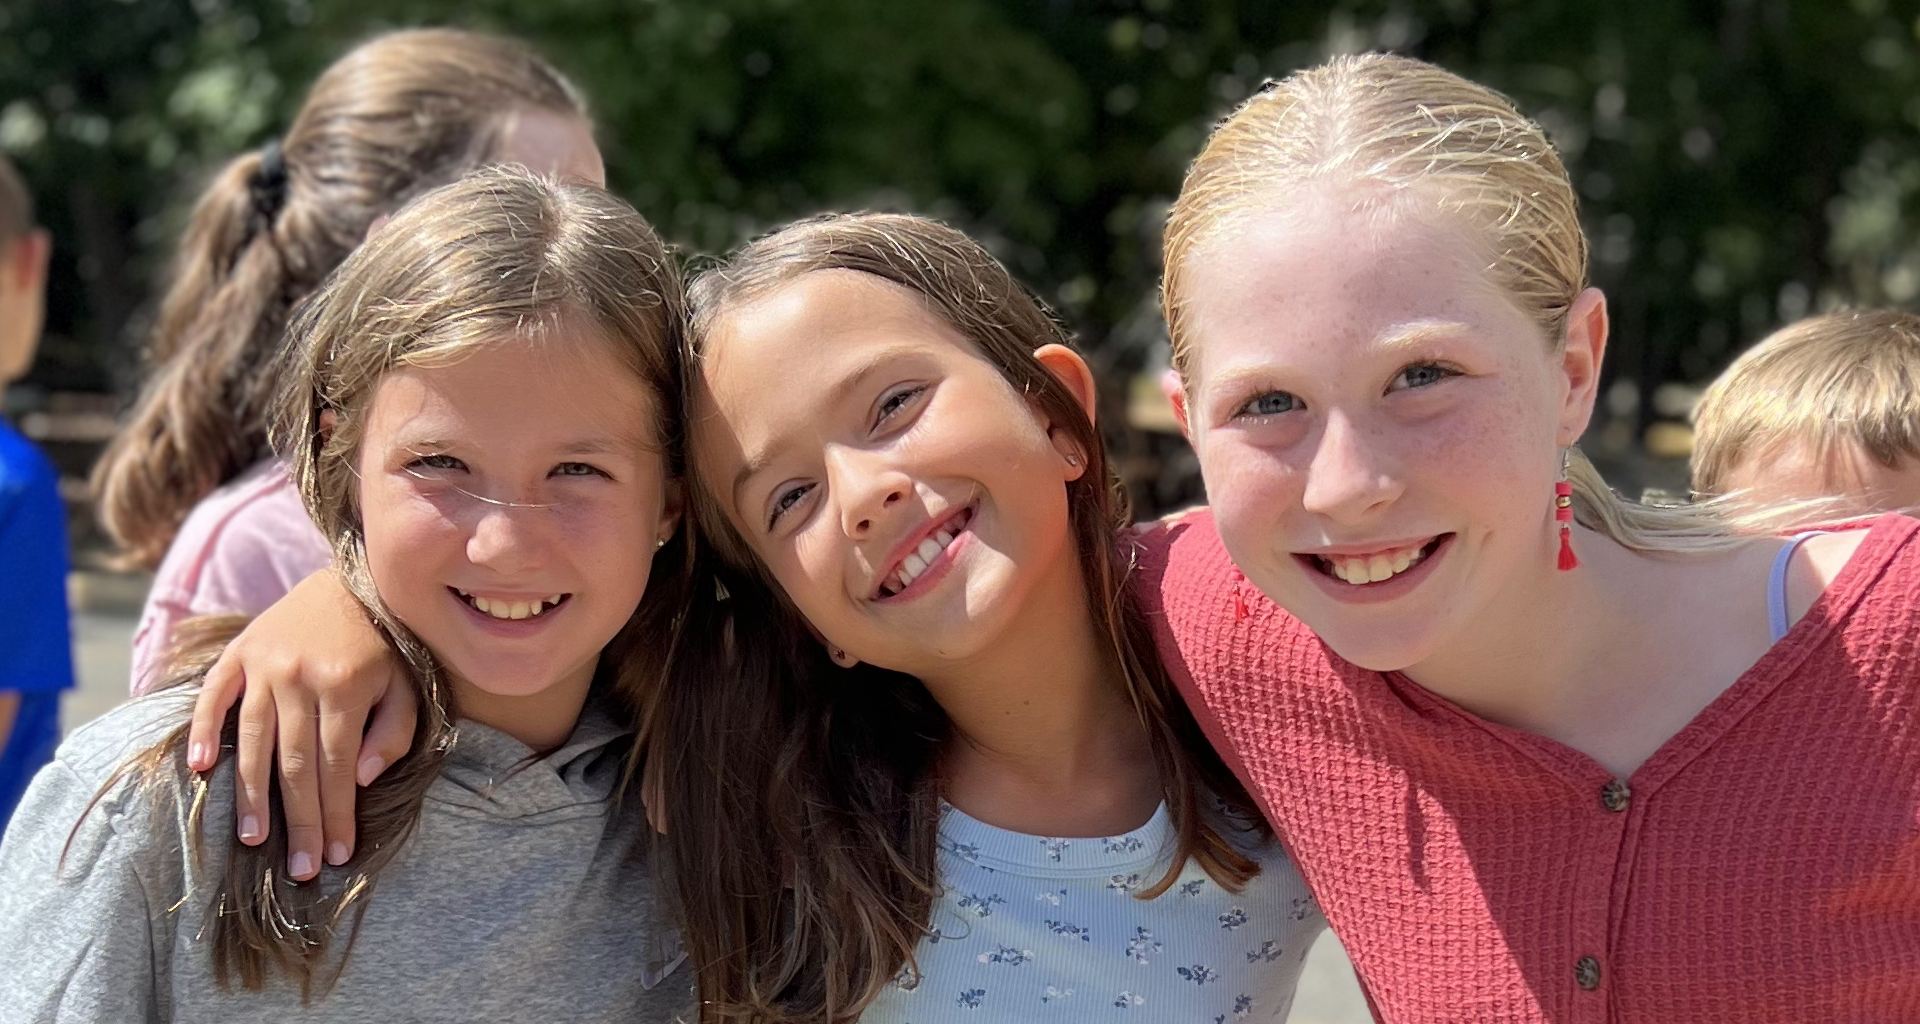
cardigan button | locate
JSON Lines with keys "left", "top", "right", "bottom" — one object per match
{"left": 1575, "top": 956, "right": 1602, "bottom": 990}
{"left": 1600, "top": 779, "right": 1631, "bottom": 813}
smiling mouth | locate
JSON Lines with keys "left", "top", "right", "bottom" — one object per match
{"left": 1304, "top": 535, "right": 1449, "bottom": 585}
{"left": 876, "top": 505, "right": 975, "bottom": 598}
{"left": 450, "top": 587, "right": 572, "bottom": 621}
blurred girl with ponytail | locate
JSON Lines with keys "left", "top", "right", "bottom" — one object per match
{"left": 93, "top": 27, "right": 604, "bottom": 692}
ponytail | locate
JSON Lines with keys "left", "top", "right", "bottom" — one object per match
{"left": 91, "top": 28, "right": 587, "bottom": 568}
{"left": 92, "top": 149, "right": 298, "bottom": 567}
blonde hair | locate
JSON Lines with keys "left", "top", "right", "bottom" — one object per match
{"left": 89, "top": 168, "right": 686, "bottom": 998}
{"left": 93, "top": 27, "right": 589, "bottom": 569}
{"left": 1692, "top": 309, "right": 1920, "bottom": 497}
{"left": 1164, "top": 52, "right": 1742, "bottom": 553}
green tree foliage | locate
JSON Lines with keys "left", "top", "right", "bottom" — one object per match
{"left": 5, "top": 0, "right": 1920, "bottom": 457}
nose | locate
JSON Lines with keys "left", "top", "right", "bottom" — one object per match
{"left": 465, "top": 503, "right": 551, "bottom": 575}
{"left": 827, "top": 445, "right": 911, "bottom": 539}
{"left": 1299, "top": 411, "right": 1403, "bottom": 525}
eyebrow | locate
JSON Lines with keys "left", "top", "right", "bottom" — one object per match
{"left": 1374, "top": 319, "right": 1473, "bottom": 352}
{"left": 390, "top": 433, "right": 645, "bottom": 457}
{"left": 728, "top": 343, "right": 927, "bottom": 509}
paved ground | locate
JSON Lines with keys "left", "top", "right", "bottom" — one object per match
{"left": 62, "top": 589, "right": 1372, "bottom": 1023}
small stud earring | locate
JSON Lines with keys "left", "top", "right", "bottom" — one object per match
{"left": 655, "top": 537, "right": 667, "bottom": 550}
{"left": 1065, "top": 452, "right": 1081, "bottom": 467}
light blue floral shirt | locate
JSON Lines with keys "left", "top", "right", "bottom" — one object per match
{"left": 861, "top": 801, "right": 1324, "bottom": 1022}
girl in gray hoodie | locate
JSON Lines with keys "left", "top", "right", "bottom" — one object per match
{"left": 0, "top": 169, "right": 693, "bottom": 1023}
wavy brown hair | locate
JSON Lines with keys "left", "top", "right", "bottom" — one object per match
{"left": 91, "top": 27, "right": 589, "bottom": 568}
{"left": 85, "top": 169, "right": 687, "bottom": 998}
{"left": 659, "top": 212, "right": 1266, "bottom": 1023}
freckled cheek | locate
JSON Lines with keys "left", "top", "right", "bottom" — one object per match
{"left": 1197, "top": 435, "right": 1306, "bottom": 524}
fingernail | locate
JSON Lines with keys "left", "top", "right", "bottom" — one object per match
{"left": 290, "top": 851, "right": 315, "bottom": 878}
{"left": 326, "top": 841, "right": 350, "bottom": 866}
{"left": 239, "top": 815, "right": 261, "bottom": 842}
{"left": 188, "top": 742, "right": 207, "bottom": 768}
{"left": 356, "top": 755, "right": 385, "bottom": 787}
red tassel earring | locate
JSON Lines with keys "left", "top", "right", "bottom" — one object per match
{"left": 1556, "top": 447, "right": 1580, "bottom": 571}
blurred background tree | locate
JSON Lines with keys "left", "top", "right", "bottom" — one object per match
{"left": 5, "top": 0, "right": 1920, "bottom": 524}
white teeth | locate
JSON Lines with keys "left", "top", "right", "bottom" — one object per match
{"left": 1321, "top": 543, "right": 1431, "bottom": 586}
{"left": 463, "top": 592, "right": 566, "bottom": 620}
{"left": 886, "top": 519, "right": 967, "bottom": 594}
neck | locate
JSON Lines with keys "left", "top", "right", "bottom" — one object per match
{"left": 918, "top": 541, "right": 1161, "bottom": 835}
{"left": 1398, "top": 526, "right": 1761, "bottom": 776}
{"left": 448, "top": 661, "right": 595, "bottom": 751}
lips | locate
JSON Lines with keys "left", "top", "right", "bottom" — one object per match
{"left": 875, "top": 505, "right": 974, "bottom": 599}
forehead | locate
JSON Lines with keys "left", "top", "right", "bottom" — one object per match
{"left": 1177, "top": 196, "right": 1532, "bottom": 379}
{"left": 699, "top": 270, "right": 968, "bottom": 393}
{"left": 690, "top": 268, "right": 980, "bottom": 470}
{"left": 368, "top": 331, "right": 653, "bottom": 439}
{"left": 493, "top": 108, "right": 604, "bottom": 188}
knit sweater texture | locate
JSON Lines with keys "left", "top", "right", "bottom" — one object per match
{"left": 1138, "top": 510, "right": 1920, "bottom": 1023}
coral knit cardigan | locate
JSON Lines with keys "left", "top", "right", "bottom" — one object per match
{"left": 1138, "top": 510, "right": 1920, "bottom": 1022}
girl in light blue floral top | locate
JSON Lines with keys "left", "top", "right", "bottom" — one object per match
{"left": 657, "top": 212, "right": 1325, "bottom": 1021}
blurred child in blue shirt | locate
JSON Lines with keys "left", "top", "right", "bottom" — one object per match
{"left": 0, "top": 152, "right": 73, "bottom": 825}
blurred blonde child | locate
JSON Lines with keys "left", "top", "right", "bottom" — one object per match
{"left": 1692, "top": 309, "right": 1920, "bottom": 515}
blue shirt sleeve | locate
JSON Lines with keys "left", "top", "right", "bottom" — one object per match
{"left": 0, "top": 422, "right": 74, "bottom": 695}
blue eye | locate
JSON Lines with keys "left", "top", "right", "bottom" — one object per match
{"left": 1236, "top": 391, "right": 1301, "bottom": 418}
{"left": 767, "top": 483, "right": 813, "bottom": 529}
{"left": 1392, "top": 363, "right": 1457, "bottom": 391}
{"left": 552, "top": 462, "right": 608, "bottom": 479}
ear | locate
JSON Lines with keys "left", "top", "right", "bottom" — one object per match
{"left": 318, "top": 407, "right": 339, "bottom": 440}
{"left": 828, "top": 645, "right": 860, "bottom": 670}
{"left": 1160, "top": 368, "right": 1191, "bottom": 439}
{"left": 1557, "top": 288, "right": 1608, "bottom": 446}
{"left": 653, "top": 478, "right": 685, "bottom": 552}
{"left": 4, "top": 229, "right": 49, "bottom": 293}
{"left": 1032, "top": 343, "right": 1097, "bottom": 480}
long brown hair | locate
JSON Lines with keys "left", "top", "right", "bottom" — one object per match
{"left": 91, "top": 27, "right": 589, "bottom": 568}
{"left": 660, "top": 213, "right": 1265, "bottom": 1022}
{"left": 89, "top": 169, "right": 687, "bottom": 998}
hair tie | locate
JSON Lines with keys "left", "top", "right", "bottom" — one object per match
{"left": 249, "top": 137, "right": 289, "bottom": 222}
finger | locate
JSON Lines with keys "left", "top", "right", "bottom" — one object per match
{"left": 317, "top": 698, "right": 366, "bottom": 866}
{"left": 276, "top": 693, "right": 326, "bottom": 881}
{"left": 356, "top": 669, "right": 419, "bottom": 788}
{"left": 233, "top": 685, "right": 276, "bottom": 846}
{"left": 189, "top": 651, "right": 246, "bottom": 772}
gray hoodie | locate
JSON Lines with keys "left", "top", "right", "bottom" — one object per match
{"left": 0, "top": 692, "right": 692, "bottom": 1023}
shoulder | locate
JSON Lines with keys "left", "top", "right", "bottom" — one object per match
{"left": 0, "top": 420, "right": 60, "bottom": 514}
{"left": 52, "top": 692, "right": 198, "bottom": 788}
{"left": 1789, "top": 513, "right": 1920, "bottom": 630}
